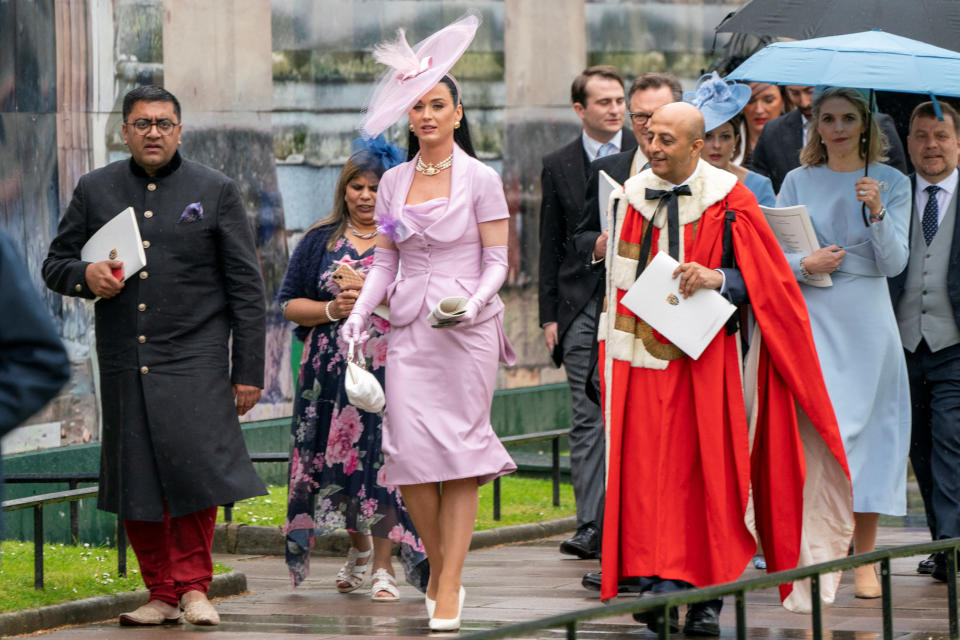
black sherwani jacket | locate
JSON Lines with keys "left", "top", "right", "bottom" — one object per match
{"left": 749, "top": 109, "right": 908, "bottom": 193}
{"left": 539, "top": 130, "right": 636, "bottom": 340}
{"left": 43, "top": 152, "right": 267, "bottom": 520}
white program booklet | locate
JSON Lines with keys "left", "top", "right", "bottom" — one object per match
{"left": 619, "top": 252, "right": 736, "bottom": 360}
{"left": 760, "top": 204, "right": 832, "bottom": 287}
{"left": 80, "top": 207, "right": 147, "bottom": 281}
{"left": 597, "top": 170, "right": 621, "bottom": 232}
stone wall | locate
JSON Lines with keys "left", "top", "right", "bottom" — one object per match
{"left": 1, "top": 0, "right": 745, "bottom": 455}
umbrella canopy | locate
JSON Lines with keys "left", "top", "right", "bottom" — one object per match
{"left": 725, "top": 30, "right": 960, "bottom": 99}
{"left": 716, "top": 0, "right": 960, "bottom": 53}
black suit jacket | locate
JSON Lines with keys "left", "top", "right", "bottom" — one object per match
{"left": 749, "top": 109, "right": 908, "bottom": 193}
{"left": 573, "top": 149, "right": 637, "bottom": 268}
{"left": 888, "top": 173, "right": 960, "bottom": 331}
{"left": 538, "top": 130, "right": 636, "bottom": 338}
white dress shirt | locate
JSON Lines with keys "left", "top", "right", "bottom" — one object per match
{"left": 915, "top": 168, "right": 959, "bottom": 226}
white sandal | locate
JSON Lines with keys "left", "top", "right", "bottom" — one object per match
{"left": 370, "top": 568, "right": 400, "bottom": 602}
{"left": 336, "top": 547, "right": 372, "bottom": 593}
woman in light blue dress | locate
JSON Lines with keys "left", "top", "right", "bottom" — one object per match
{"left": 777, "top": 87, "right": 910, "bottom": 599}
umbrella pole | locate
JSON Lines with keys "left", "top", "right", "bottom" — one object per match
{"left": 861, "top": 90, "right": 874, "bottom": 227}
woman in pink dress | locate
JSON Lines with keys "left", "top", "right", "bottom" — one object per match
{"left": 341, "top": 14, "right": 516, "bottom": 632}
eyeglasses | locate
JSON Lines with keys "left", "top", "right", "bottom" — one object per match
{"left": 125, "top": 118, "right": 180, "bottom": 136}
{"left": 627, "top": 111, "right": 654, "bottom": 125}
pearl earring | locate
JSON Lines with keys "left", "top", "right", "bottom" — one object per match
{"left": 409, "top": 124, "right": 414, "bottom": 132}
{"left": 454, "top": 121, "right": 461, "bottom": 129}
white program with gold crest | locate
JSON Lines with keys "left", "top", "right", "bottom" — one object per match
{"left": 618, "top": 252, "right": 735, "bottom": 360}
{"left": 80, "top": 207, "right": 147, "bottom": 280}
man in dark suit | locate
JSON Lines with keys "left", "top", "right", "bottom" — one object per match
{"left": 749, "top": 85, "right": 908, "bottom": 193}
{"left": 0, "top": 229, "right": 70, "bottom": 531}
{"left": 889, "top": 100, "right": 960, "bottom": 582}
{"left": 539, "top": 66, "right": 636, "bottom": 559}
{"left": 43, "top": 85, "right": 266, "bottom": 627}
{"left": 575, "top": 72, "right": 683, "bottom": 271}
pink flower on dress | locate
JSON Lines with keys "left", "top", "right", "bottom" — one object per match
{"left": 288, "top": 449, "right": 319, "bottom": 498}
{"left": 365, "top": 336, "right": 389, "bottom": 370}
{"left": 402, "top": 530, "right": 424, "bottom": 553}
{"left": 325, "top": 405, "right": 363, "bottom": 471}
{"left": 387, "top": 524, "right": 405, "bottom": 543}
{"left": 283, "top": 512, "right": 315, "bottom": 534}
{"left": 360, "top": 498, "right": 378, "bottom": 519}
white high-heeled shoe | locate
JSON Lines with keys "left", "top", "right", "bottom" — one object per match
{"left": 428, "top": 586, "right": 465, "bottom": 632}
{"left": 425, "top": 594, "right": 436, "bottom": 617}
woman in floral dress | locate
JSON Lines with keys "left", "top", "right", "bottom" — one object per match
{"left": 278, "top": 140, "right": 426, "bottom": 600}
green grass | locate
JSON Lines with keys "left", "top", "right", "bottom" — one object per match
{"left": 219, "top": 475, "right": 576, "bottom": 531}
{"left": 0, "top": 541, "right": 230, "bottom": 613}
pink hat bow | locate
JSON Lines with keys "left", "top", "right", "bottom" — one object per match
{"left": 360, "top": 14, "right": 480, "bottom": 138}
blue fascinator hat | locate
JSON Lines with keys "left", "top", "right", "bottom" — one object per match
{"left": 350, "top": 134, "right": 406, "bottom": 176}
{"left": 684, "top": 72, "right": 752, "bottom": 133}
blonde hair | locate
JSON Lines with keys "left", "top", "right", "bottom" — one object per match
{"left": 799, "top": 87, "right": 888, "bottom": 167}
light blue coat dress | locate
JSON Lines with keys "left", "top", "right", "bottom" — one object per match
{"left": 778, "top": 163, "right": 911, "bottom": 515}
{"left": 743, "top": 171, "right": 776, "bottom": 207}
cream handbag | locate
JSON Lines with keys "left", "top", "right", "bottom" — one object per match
{"left": 345, "top": 340, "right": 385, "bottom": 413}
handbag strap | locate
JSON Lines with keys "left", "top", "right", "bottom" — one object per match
{"left": 347, "top": 339, "right": 366, "bottom": 367}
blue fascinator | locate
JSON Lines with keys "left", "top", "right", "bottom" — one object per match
{"left": 684, "top": 72, "right": 752, "bottom": 133}
{"left": 350, "top": 134, "right": 406, "bottom": 175}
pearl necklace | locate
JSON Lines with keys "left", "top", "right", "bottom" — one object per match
{"left": 348, "top": 223, "right": 377, "bottom": 239}
{"left": 415, "top": 153, "right": 453, "bottom": 176}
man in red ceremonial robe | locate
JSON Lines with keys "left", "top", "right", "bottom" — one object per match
{"left": 597, "top": 102, "right": 854, "bottom": 635}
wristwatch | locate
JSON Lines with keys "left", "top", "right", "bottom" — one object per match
{"left": 869, "top": 207, "right": 887, "bottom": 222}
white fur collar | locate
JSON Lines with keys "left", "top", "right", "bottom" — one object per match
{"left": 623, "top": 161, "right": 738, "bottom": 228}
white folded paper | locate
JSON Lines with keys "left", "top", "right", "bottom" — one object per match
{"left": 426, "top": 296, "right": 468, "bottom": 328}
{"left": 80, "top": 207, "right": 146, "bottom": 281}
{"left": 598, "top": 170, "right": 621, "bottom": 232}
{"left": 760, "top": 204, "right": 832, "bottom": 287}
{"left": 619, "top": 252, "right": 736, "bottom": 360}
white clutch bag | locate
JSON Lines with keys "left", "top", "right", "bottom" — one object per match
{"left": 344, "top": 340, "right": 385, "bottom": 413}
{"left": 426, "top": 296, "right": 469, "bottom": 328}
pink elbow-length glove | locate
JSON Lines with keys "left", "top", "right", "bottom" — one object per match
{"left": 340, "top": 247, "right": 398, "bottom": 344}
{"left": 460, "top": 245, "right": 509, "bottom": 324}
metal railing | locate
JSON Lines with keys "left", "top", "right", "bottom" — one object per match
{"left": 2, "top": 486, "right": 105, "bottom": 589}
{"left": 461, "top": 538, "right": 960, "bottom": 640}
{"left": 222, "top": 428, "right": 571, "bottom": 523}
{"left": 2, "top": 428, "right": 570, "bottom": 589}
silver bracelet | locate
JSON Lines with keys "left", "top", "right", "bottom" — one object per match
{"left": 799, "top": 257, "right": 813, "bottom": 280}
{"left": 325, "top": 300, "right": 339, "bottom": 322}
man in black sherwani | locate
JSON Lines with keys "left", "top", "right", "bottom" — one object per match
{"left": 43, "top": 85, "right": 266, "bottom": 627}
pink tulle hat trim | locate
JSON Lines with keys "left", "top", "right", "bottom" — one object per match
{"left": 360, "top": 13, "right": 480, "bottom": 138}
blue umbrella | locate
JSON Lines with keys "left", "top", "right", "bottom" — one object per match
{"left": 726, "top": 29, "right": 960, "bottom": 99}
{"left": 727, "top": 29, "right": 960, "bottom": 224}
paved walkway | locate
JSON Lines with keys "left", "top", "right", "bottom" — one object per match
{"left": 15, "top": 527, "right": 958, "bottom": 639}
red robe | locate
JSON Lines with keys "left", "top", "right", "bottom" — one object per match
{"left": 599, "top": 172, "right": 852, "bottom": 606}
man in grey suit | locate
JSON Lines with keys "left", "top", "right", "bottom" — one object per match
{"left": 539, "top": 66, "right": 636, "bottom": 559}
{"left": 750, "top": 85, "right": 907, "bottom": 193}
{"left": 889, "top": 100, "right": 960, "bottom": 582}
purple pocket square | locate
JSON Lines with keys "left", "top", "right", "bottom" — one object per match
{"left": 178, "top": 202, "right": 204, "bottom": 223}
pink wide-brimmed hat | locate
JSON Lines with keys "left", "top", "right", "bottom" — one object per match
{"left": 360, "top": 13, "right": 480, "bottom": 138}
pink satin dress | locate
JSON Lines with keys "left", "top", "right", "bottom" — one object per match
{"left": 376, "top": 149, "right": 516, "bottom": 486}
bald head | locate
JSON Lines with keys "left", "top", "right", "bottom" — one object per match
{"left": 645, "top": 102, "right": 705, "bottom": 184}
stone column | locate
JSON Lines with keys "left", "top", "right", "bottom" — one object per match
{"left": 499, "top": 0, "right": 585, "bottom": 386}
{"left": 162, "top": 0, "right": 292, "bottom": 417}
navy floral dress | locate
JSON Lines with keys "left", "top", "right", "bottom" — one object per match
{"left": 277, "top": 225, "right": 426, "bottom": 589}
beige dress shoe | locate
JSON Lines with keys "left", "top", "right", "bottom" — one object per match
{"left": 180, "top": 590, "right": 221, "bottom": 626}
{"left": 118, "top": 600, "right": 182, "bottom": 626}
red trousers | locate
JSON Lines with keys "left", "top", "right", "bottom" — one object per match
{"left": 124, "top": 506, "right": 218, "bottom": 606}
